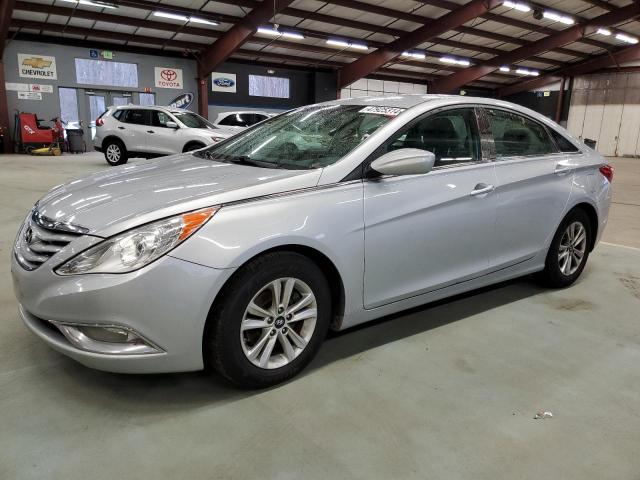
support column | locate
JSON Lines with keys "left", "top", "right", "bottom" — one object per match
{"left": 555, "top": 77, "right": 566, "bottom": 124}
{"left": 0, "top": 60, "right": 13, "bottom": 153}
{"left": 197, "top": 76, "right": 208, "bottom": 119}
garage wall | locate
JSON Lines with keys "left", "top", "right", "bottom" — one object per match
{"left": 206, "top": 63, "right": 336, "bottom": 120}
{"left": 567, "top": 72, "right": 640, "bottom": 157}
{"left": 3, "top": 39, "right": 198, "bottom": 145}
{"left": 341, "top": 78, "right": 427, "bottom": 98}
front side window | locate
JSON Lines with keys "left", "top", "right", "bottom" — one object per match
{"left": 486, "top": 109, "right": 557, "bottom": 158}
{"left": 122, "top": 109, "right": 149, "bottom": 125}
{"left": 151, "top": 111, "right": 172, "bottom": 128}
{"left": 196, "top": 104, "right": 395, "bottom": 169}
{"left": 384, "top": 108, "right": 481, "bottom": 167}
{"left": 173, "top": 112, "right": 215, "bottom": 129}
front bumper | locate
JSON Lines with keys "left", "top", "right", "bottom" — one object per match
{"left": 12, "top": 252, "right": 234, "bottom": 374}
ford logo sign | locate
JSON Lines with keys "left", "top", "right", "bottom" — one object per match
{"left": 168, "top": 92, "right": 194, "bottom": 109}
{"left": 213, "top": 77, "right": 235, "bottom": 88}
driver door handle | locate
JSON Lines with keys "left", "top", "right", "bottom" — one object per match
{"left": 147, "top": 130, "right": 155, "bottom": 134}
{"left": 470, "top": 183, "right": 495, "bottom": 197}
{"left": 117, "top": 126, "right": 125, "bottom": 130}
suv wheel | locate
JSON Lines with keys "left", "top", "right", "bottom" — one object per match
{"left": 104, "top": 139, "right": 128, "bottom": 166}
{"left": 183, "top": 142, "right": 205, "bottom": 153}
{"left": 204, "top": 252, "right": 332, "bottom": 388}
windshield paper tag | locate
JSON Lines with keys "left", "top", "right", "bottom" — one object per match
{"left": 359, "top": 106, "right": 405, "bottom": 116}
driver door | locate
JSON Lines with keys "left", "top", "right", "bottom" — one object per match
{"left": 363, "top": 107, "right": 498, "bottom": 308}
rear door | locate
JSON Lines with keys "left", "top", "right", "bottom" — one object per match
{"left": 483, "top": 107, "right": 577, "bottom": 268}
{"left": 119, "top": 109, "right": 150, "bottom": 153}
{"left": 363, "top": 106, "right": 498, "bottom": 308}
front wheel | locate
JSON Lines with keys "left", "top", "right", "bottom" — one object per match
{"left": 104, "top": 140, "right": 128, "bottom": 166}
{"left": 538, "top": 209, "right": 592, "bottom": 288}
{"left": 204, "top": 252, "right": 332, "bottom": 388}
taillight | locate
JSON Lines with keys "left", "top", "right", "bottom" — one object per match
{"left": 599, "top": 164, "right": 613, "bottom": 182}
{"left": 96, "top": 118, "right": 104, "bottom": 126}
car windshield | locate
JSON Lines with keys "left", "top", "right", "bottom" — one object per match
{"left": 173, "top": 112, "right": 216, "bottom": 129}
{"left": 194, "top": 104, "right": 399, "bottom": 169}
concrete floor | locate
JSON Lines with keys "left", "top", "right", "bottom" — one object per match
{"left": 1, "top": 152, "right": 639, "bottom": 479}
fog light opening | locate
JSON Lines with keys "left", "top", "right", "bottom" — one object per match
{"left": 56, "top": 324, "right": 162, "bottom": 355}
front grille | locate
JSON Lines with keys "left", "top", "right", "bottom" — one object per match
{"left": 14, "top": 210, "right": 86, "bottom": 271}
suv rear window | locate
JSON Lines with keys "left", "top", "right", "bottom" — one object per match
{"left": 112, "top": 109, "right": 124, "bottom": 120}
{"left": 122, "top": 109, "right": 149, "bottom": 125}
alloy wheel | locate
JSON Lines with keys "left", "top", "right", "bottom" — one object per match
{"left": 558, "top": 221, "right": 587, "bottom": 276}
{"left": 106, "top": 144, "right": 121, "bottom": 163}
{"left": 240, "top": 277, "right": 317, "bottom": 369}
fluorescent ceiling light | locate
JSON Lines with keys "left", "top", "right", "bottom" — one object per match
{"left": 153, "top": 11, "right": 189, "bottom": 21}
{"left": 499, "top": 66, "right": 511, "bottom": 72}
{"left": 189, "top": 17, "right": 219, "bottom": 26}
{"left": 258, "top": 26, "right": 304, "bottom": 39}
{"left": 543, "top": 11, "right": 574, "bottom": 25}
{"left": 596, "top": 28, "right": 611, "bottom": 36}
{"left": 440, "top": 56, "right": 470, "bottom": 66}
{"left": 503, "top": 1, "right": 531, "bottom": 12}
{"left": 326, "top": 39, "right": 367, "bottom": 50}
{"left": 515, "top": 68, "right": 539, "bottom": 76}
{"left": 60, "top": 0, "right": 118, "bottom": 8}
{"left": 402, "top": 51, "right": 426, "bottom": 60}
{"left": 616, "top": 33, "right": 639, "bottom": 44}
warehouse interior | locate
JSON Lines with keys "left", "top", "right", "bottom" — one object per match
{"left": 1, "top": 0, "right": 640, "bottom": 478}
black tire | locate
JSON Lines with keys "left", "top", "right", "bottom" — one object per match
{"left": 204, "top": 251, "right": 332, "bottom": 388}
{"left": 183, "top": 142, "right": 205, "bottom": 153}
{"left": 103, "top": 139, "right": 128, "bottom": 166}
{"left": 538, "top": 208, "right": 592, "bottom": 288}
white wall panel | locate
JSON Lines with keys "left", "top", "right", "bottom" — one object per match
{"left": 598, "top": 88, "right": 625, "bottom": 156}
{"left": 567, "top": 89, "right": 587, "bottom": 139}
{"left": 617, "top": 89, "right": 640, "bottom": 157}
{"left": 582, "top": 89, "right": 605, "bottom": 144}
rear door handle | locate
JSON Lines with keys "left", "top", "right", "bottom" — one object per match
{"left": 147, "top": 130, "right": 155, "bottom": 134}
{"left": 117, "top": 126, "right": 125, "bottom": 130}
{"left": 470, "top": 183, "right": 495, "bottom": 196}
{"left": 554, "top": 164, "right": 572, "bottom": 175}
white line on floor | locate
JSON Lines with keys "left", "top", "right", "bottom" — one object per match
{"left": 601, "top": 241, "right": 640, "bottom": 252}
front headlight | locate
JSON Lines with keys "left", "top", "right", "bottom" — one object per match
{"left": 56, "top": 206, "right": 219, "bottom": 275}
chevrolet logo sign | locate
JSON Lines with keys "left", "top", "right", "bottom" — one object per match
{"left": 22, "top": 57, "right": 52, "bottom": 69}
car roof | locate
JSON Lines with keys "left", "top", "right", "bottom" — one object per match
{"left": 111, "top": 105, "right": 191, "bottom": 114}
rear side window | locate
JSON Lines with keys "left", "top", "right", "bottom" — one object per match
{"left": 122, "top": 109, "right": 149, "bottom": 125}
{"left": 385, "top": 107, "right": 481, "bottom": 167}
{"left": 486, "top": 109, "right": 557, "bottom": 158}
{"left": 549, "top": 129, "right": 580, "bottom": 153}
{"left": 112, "top": 109, "right": 124, "bottom": 120}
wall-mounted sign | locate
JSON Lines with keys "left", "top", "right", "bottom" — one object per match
{"left": 18, "top": 92, "right": 42, "bottom": 100}
{"left": 18, "top": 54, "right": 57, "bottom": 80}
{"left": 29, "top": 84, "right": 53, "bottom": 93}
{"left": 168, "top": 92, "right": 194, "bottom": 109}
{"left": 211, "top": 72, "right": 236, "bottom": 93}
{"left": 102, "top": 50, "right": 113, "bottom": 60}
{"left": 543, "top": 91, "right": 551, "bottom": 97}
{"left": 144, "top": 87, "right": 152, "bottom": 93}
{"left": 90, "top": 49, "right": 99, "bottom": 58}
{"left": 5, "top": 82, "right": 29, "bottom": 91}
{"left": 154, "top": 67, "right": 183, "bottom": 89}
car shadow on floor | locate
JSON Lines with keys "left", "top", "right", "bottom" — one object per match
{"left": 36, "top": 275, "right": 547, "bottom": 410}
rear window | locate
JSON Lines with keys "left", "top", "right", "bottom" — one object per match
{"left": 550, "top": 129, "right": 580, "bottom": 153}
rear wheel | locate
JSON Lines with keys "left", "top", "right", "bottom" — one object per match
{"left": 204, "top": 252, "right": 331, "bottom": 388}
{"left": 183, "top": 141, "right": 205, "bottom": 153}
{"left": 104, "top": 139, "right": 128, "bottom": 166}
{"left": 539, "top": 209, "right": 592, "bottom": 288}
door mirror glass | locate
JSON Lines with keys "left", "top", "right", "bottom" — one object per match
{"left": 370, "top": 148, "right": 436, "bottom": 176}
{"left": 165, "top": 121, "right": 178, "bottom": 129}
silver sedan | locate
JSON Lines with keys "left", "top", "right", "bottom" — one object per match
{"left": 11, "top": 95, "right": 612, "bottom": 387}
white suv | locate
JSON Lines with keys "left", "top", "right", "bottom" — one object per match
{"left": 94, "top": 106, "right": 234, "bottom": 166}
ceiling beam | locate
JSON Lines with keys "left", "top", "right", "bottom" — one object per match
{"left": 197, "top": 0, "right": 295, "bottom": 77}
{"left": 498, "top": 42, "right": 640, "bottom": 97}
{"left": 429, "top": 2, "right": 640, "bottom": 93}
{"left": 337, "top": 0, "right": 502, "bottom": 88}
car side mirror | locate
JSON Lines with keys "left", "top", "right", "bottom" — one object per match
{"left": 369, "top": 148, "right": 436, "bottom": 176}
{"left": 165, "top": 121, "right": 179, "bottom": 129}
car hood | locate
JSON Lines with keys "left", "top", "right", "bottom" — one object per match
{"left": 36, "top": 154, "right": 322, "bottom": 237}
{"left": 191, "top": 127, "right": 234, "bottom": 138}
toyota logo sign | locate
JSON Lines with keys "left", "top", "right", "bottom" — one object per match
{"left": 161, "top": 69, "right": 177, "bottom": 81}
